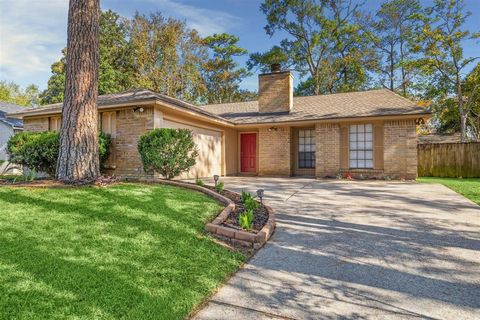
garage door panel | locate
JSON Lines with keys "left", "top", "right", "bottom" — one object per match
{"left": 163, "top": 120, "right": 222, "bottom": 179}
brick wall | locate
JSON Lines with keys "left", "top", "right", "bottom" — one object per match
{"left": 258, "top": 71, "right": 293, "bottom": 113}
{"left": 384, "top": 119, "right": 417, "bottom": 179}
{"left": 23, "top": 117, "right": 49, "bottom": 132}
{"left": 315, "top": 123, "right": 340, "bottom": 177}
{"left": 115, "top": 107, "right": 155, "bottom": 176}
{"left": 258, "top": 126, "right": 291, "bottom": 176}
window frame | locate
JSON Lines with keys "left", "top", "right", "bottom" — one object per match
{"left": 298, "top": 128, "right": 316, "bottom": 169}
{"left": 349, "top": 124, "right": 374, "bottom": 169}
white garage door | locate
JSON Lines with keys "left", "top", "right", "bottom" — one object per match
{"left": 163, "top": 119, "right": 222, "bottom": 179}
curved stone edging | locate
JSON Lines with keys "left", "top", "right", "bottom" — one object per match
{"left": 135, "top": 178, "right": 275, "bottom": 249}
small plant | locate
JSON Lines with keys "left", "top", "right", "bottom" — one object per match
{"left": 241, "top": 190, "right": 253, "bottom": 203}
{"left": 195, "top": 178, "right": 204, "bottom": 186}
{"left": 215, "top": 181, "right": 224, "bottom": 192}
{"left": 243, "top": 197, "right": 259, "bottom": 212}
{"left": 238, "top": 209, "right": 253, "bottom": 230}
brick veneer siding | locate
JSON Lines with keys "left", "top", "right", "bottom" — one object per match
{"left": 115, "top": 107, "right": 155, "bottom": 176}
{"left": 23, "top": 117, "right": 49, "bottom": 132}
{"left": 258, "top": 71, "right": 293, "bottom": 113}
{"left": 315, "top": 123, "right": 341, "bottom": 177}
{"left": 258, "top": 126, "right": 291, "bottom": 176}
{"left": 384, "top": 119, "right": 417, "bottom": 179}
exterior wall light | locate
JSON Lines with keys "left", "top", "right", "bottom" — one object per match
{"left": 268, "top": 127, "right": 278, "bottom": 132}
{"left": 256, "top": 189, "right": 264, "bottom": 206}
{"left": 213, "top": 175, "right": 219, "bottom": 186}
{"left": 133, "top": 107, "right": 144, "bottom": 113}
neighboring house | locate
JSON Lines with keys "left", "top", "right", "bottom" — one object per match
{"left": 0, "top": 101, "right": 23, "bottom": 161}
{"left": 8, "top": 67, "right": 430, "bottom": 179}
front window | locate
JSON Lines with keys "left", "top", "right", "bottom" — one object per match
{"left": 349, "top": 124, "right": 373, "bottom": 169}
{"left": 298, "top": 129, "right": 315, "bottom": 168}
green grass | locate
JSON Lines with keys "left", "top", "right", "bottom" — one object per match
{"left": 418, "top": 177, "right": 480, "bottom": 205}
{"left": 0, "top": 183, "right": 244, "bottom": 319}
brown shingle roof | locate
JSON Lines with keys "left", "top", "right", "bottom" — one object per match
{"left": 8, "top": 89, "right": 232, "bottom": 124}
{"left": 9, "top": 88, "right": 429, "bottom": 125}
{"left": 202, "top": 89, "right": 429, "bottom": 124}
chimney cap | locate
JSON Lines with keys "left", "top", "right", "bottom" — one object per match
{"left": 270, "top": 63, "right": 281, "bottom": 73}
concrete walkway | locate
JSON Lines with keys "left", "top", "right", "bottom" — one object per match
{"left": 193, "top": 178, "right": 480, "bottom": 320}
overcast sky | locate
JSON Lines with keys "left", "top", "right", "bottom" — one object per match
{"left": 0, "top": 0, "right": 479, "bottom": 92}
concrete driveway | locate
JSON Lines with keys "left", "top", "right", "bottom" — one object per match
{"left": 193, "top": 178, "right": 480, "bottom": 320}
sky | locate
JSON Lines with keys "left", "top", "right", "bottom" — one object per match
{"left": 0, "top": 0, "right": 479, "bottom": 93}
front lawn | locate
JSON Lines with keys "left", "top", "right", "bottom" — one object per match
{"left": 0, "top": 183, "right": 244, "bottom": 319}
{"left": 418, "top": 177, "right": 480, "bottom": 205}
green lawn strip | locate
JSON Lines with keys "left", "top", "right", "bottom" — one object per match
{"left": 0, "top": 183, "right": 244, "bottom": 320}
{"left": 418, "top": 177, "right": 480, "bottom": 205}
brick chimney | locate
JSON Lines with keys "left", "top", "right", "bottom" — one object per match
{"left": 258, "top": 64, "right": 293, "bottom": 113}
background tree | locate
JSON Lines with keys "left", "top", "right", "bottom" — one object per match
{"left": 360, "top": 0, "right": 423, "bottom": 96}
{"left": 416, "top": 0, "right": 479, "bottom": 141}
{"left": 0, "top": 81, "right": 39, "bottom": 106}
{"left": 202, "top": 33, "right": 250, "bottom": 104}
{"left": 247, "top": 45, "right": 290, "bottom": 73}
{"left": 129, "top": 12, "right": 207, "bottom": 103}
{"left": 259, "top": 0, "right": 369, "bottom": 95}
{"left": 41, "top": 10, "right": 132, "bottom": 105}
{"left": 56, "top": 0, "right": 100, "bottom": 183}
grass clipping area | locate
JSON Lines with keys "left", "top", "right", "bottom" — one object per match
{"left": 0, "top": 183, "right": 244, "bottom": 319}
{"left": 418, "top": 177, "right": 480, "bottom": 205}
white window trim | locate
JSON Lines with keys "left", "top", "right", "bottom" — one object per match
{"left": 349, "top": 124, "right": 374, "bottom": 169}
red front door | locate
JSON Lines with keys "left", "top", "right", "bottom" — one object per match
{"left": 240, "top": 133, "right": 256, "bottom": 172}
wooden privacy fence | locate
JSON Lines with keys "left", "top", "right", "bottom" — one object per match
{"left": 418, "top": 142, "right": 480, "bottom": 177}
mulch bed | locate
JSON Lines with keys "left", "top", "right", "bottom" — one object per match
{"left": 0, "top": 175, "right": 120, "bottom": 187}
{"left": 203, "top": 185, "right": 269, "bottom": 233}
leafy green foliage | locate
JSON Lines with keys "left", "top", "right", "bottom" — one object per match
{"left": 415, "top": 0, "right": 479, "bottom": 141}
{"left": 195, "top": 178, "right": 204, "bottom": 187}
{"left": 241, "top": 191, "right": 253, "bottom": 203}
{"left": 238, "top": 209, "right": 254, "bottom": 230}
{"left": 215, "top": 181, "right": 224, "bottom": 193}
{"left": 259, "top": 0, "right": 371, "bottom": 95}
{"left": 0, "top": 183, "right": 244, "bottom": 319}
{"left": 247, "top": 45, "right": 290, "bottom": 73}
{"left": 202, "top": 33, "right": 251, "bottom": 104}
{"left": 243, "top": 197, "right": 259, "bottom": 212}
{"left": 0, "top": 80, "right": 39, "bottom": 106}
{"left": 137, "top": 128, "right": 198, "bottom": 179}
{"left": 41, "top": 11, "right": 133, "bottom": 105}
{"left": 359, "top": 0, "right": 423, "bottom": 96}
{"left": 7, "top": 131, "right": 111, "bottom": 176}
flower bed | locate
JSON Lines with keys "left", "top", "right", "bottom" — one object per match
{"left": 137, "top": 178, "right": 275, "bottom": 249}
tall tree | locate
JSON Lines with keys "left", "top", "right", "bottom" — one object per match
{"left": 56, "top": 0, "right": 100, "bottom": 183}
{"left": 259, "top": 0, "right": 369, "bottom": 95}
{"left": 247, "top": 45, "right": 290, "bottom": 73}
{"left": 0, "top": 81, "right": 39, "bottom": 106}
{"left": 416, "top": 0, "right": 479, "bottom": 141}
{"left": 202, "top": 33, "right": 249, "bottom": 104}
{"left": 361, "top": 0, "right": 422, "bottom": 96}
{"left": 129, "top": 12, "right": 207, "bottom": 103}
{"left": 41, "top": 10, "right": 132, "bottom": 105}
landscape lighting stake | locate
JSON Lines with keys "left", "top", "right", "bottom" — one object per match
{"left": 213, "top": 175, "right": 219, "bottom": 186}
{"left": 256, "top": 189, "right": 264, "bottom": 206}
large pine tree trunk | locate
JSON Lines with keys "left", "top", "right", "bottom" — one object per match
{"left": 57, "top": 0, "right": 100, "bottom": 183}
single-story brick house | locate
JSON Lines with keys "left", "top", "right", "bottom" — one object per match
{"left": 8, "top": 68, "right": 430, "bottom": 179}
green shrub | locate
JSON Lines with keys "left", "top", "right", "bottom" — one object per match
{"left": 244, "top": 197, "right": 259, "bottom": 212}
{"left": 215, "top": 181, "right": 224, "bottom": 192}
{"left": 195, "top": 178, "right": 204, "bottom": 187}
{"left": 238, "top": 209, "right": 253, "bottom": 230}
{"left": 7, "top": 131, "right": 111, "bottom": 176}
{"left": 138, "top": 128, "right": 198, "bottom": 179}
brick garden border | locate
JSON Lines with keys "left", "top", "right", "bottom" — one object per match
{"left": 134, "top": 178, "right": 276, "bottom": 249}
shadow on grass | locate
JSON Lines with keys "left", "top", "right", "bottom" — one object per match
{"left": 0, "top": 183, "right": 244, "bottom": 319}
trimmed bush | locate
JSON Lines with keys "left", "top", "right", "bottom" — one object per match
{"left": 7, "top": 131, "right": 111, "bottom": 176}
{"left": 138, "top": 128, "right": 198, "bottom": 179}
